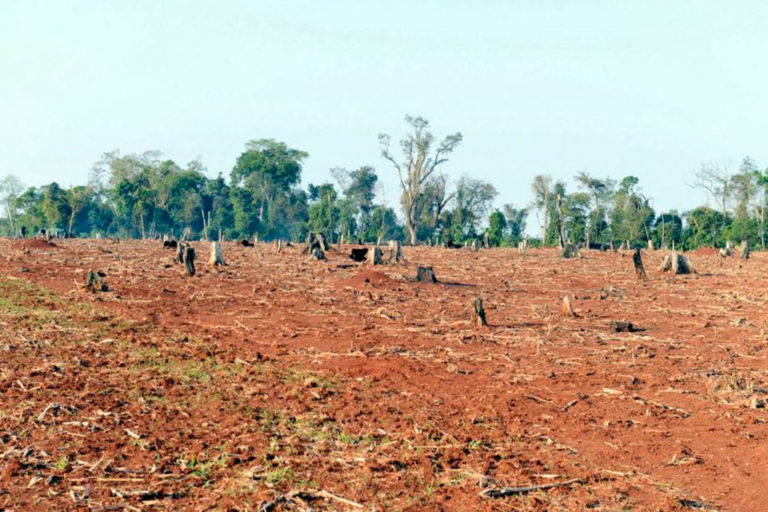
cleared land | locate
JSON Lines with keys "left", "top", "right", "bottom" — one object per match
{"left": 1, "top": 239, "right": 767, "bottom": 511}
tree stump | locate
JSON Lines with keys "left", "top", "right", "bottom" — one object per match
{"left": 176, "top": 242, "right": 186, "bottom": 263}
{"left": 86, "top": 270, "right": 109, "bottom": 292}
{"left": 660, "top": 251, "right": 694, "bottom": 274}
{"left": 561, "top": 244, "right": 582, "bottom": 259}
{"left": 471, "top": 239, "right": 480, "bottom": 252}
{"left": 388, "top": 240, "right": 405, "bottom": 263}
{"left": 562, "top": 295, "right": 577, "bottom": 318}
{"left": 308, "top": 248, "right": 325, "bottom": 261}
{"left": 740, "top": 240, "right": 750, "bottom": 260}
{"left": 470, "top": 297, "right": 487, "bottom": 327}
{"left": 183, "top": 245, "right": 196, "bottom": 276}
{"left": 632, "top": 248, "right": 647, "bottom": 280}
{"left": 303, "top": 232, "right": 328, "bottom": 254}
{"left": 350, "top": 247, "right": 368, "bottom": 262}
{"left": 483, "top": 232, "right": 490, "bottom": 248}
{"left": 210, "top": 241, "right": 226, "bottom": 267}
{"left": 416, "top": 266, "right": 437, "bottom": 283}
{"left": 517, "top": 240, "right": 527, "bottom": 255}
{"left": 367, "top": 247, "right": 383, "bottom": 266}
{"left": 274, "top": 239, "right": 284, "bottom": 253}
{"left": 647, "top": 239, "right": 654, "bottom": 251}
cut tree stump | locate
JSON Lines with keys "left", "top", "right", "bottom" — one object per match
{"left": 367, "top": 246, "right": 383, "bottom": 266}
{"left": 632, "top": 248, "right": 647, "bottom": 280}
{"left": 274, "top": 239, "right": 284, "bottom": 253}
{"left": 209, "top": 241, "right": 226, "bottom": 267}
{"left": 176, "top": 242, "right": 185, "bottom": 263}
{"left": 659, "top": 251, "right": 695, "bottom": 275}
{"left": 561, "top": 295, "right": 577, "bottom": 318}
{"left": 183, "top": 245, "right": 196, "bottom": 276}
{"left": 308, "top": 248, "right": 325, "bottom": 261}
{"left": 349, "top": 247, "right": 368, "bottom": 262}
{"left": 303, "top": 232, "right": 328, "bottom": 254}
{"left": 517, "top": 240, "right": 527, "bottom": 255}
{"left": 471, "top": 239, "right": 481, "bottom": 251}
{"left": 610, "top": 321, "right": 638, "bottom": 333}
{"left": 86, "top": 270, "right": 109, "bottom": 292}
{"left": 416, "top": 266, "right": 437, "bottom": 283}
{"left": 470, "top": 297, "right": 487, "bottom": 327}
{"left": 388, "top": 240, "right": 405, "bottom": 263}
{"left": 741, "top": 240, "right": 750, "bottom": 259}
{"left": 561, "top": 244, "right": 582, "bottom": 259}
{"left": 647, "top": 239, "right": 654, "bottom": 251}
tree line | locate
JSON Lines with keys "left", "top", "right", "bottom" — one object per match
{"left": 0, "top": 115, "right": 766, "bottom": 250}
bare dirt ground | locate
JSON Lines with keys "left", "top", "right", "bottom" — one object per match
{"left": 1, "top": 239, "right": 767, "bottom": 511}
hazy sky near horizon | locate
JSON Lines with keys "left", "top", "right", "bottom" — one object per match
{"left": 2, "top": 1, "right": 767, "bottom": 218}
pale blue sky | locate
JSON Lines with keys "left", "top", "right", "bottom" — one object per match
{"left": 1, "top": 1, "right": 767, "bottom": 217}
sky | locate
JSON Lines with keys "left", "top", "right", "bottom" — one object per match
{"left": 2, "top": 0, "right": 767, "bottom": 225}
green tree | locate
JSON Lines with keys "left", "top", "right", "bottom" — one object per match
{"left": 231, "top": 139, "right": 308, "bottom": 239}
{"left": 683, "top": 206, "right": 727, "bottom": 248}
{"left": 502, "top": 204, "right": 528, "bottom": 245}
{"left": 487, "top": 210, "right": 507, "bottom": 246}
{"left": 308, "top": 183, "right": 340, "bottom": 239}
{"left": 609, "top": 176, "right": 654, "bottom": 247}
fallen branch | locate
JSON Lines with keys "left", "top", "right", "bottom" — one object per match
{"left": 480, "top": 477, "right": 582, "bottom": 498}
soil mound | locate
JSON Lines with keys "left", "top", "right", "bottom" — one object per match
{"left": 340, "top": 269, "right": 395, "bottom": 288}
{"left": 18, "top": 239, "right": 58, "bottom": 250}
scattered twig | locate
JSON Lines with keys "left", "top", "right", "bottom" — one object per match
{"left": 480, "top": 477, "right": 582, "bottom": 498}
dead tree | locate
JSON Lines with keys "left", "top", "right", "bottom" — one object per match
{"left": 561, "top": 295, "right": 577, "bottom": 318}
{"left": 210, "top": 241, "right": 226, "bottom": 267}
{"left": 388, "top": 240, "right": 405, "bottom": 263}
{"left": 561, "top": 244, "right": 582, "bottom": 259}
{"left": 416, "top": 266, "right": 437, "bottom": 283}
{"left": 183, "top": 245, "right": 196, "bottom": 276}
{"left": 470, "top": 297, "right": 487, "bottom": 327}
{"left": 659, "top": 251, "right": 694, "bottom": 274}
{"left": 632, "top": 248, "right": 647, "bottom": 280}
{"left": 367, "top": 246, "right": 383, "bottom": 266}
{"left": 740, "top": 240, "right": 750, "bottom": 260}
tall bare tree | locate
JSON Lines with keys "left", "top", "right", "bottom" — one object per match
{"left": 693, "top": 162, "right": 731, "bottom": 218}
{"left": 0, "top": 174, "right": 24, "bottom": 236}
{"left": 379, "top": 116, "right": 462, "bottom": 244}
{"left": 531, "top": 174, "right": 553, "bottom": 244}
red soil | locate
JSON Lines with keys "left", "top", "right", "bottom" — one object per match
{"left": 0, "top": 240, "right": 766, "bottom": 511}
{"left": 15, "top": 239, "right": 58, "bottom": 250}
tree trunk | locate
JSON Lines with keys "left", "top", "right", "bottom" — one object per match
{"left": 633, "top": 248, "right": 647, "bottom": 280}
{"left": 470, "top": 297, "right": 487, "bottom": 327}
{"left": 388, "top": 240, "right": 404, "bottom": 263}
{"left": 561, "top": 295, "right": 577, "bottom": 318}
{"left": 209, "top": 241, "right": 226, "bottom": 267}
{"left": 367, "top": 246, "right": 383, "bottom": 266}
{"left": 183, "top": 245, "right": 196, "bottom": 276}
{"left": 416, "top": 266, "right": 437, "bottom": 283}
